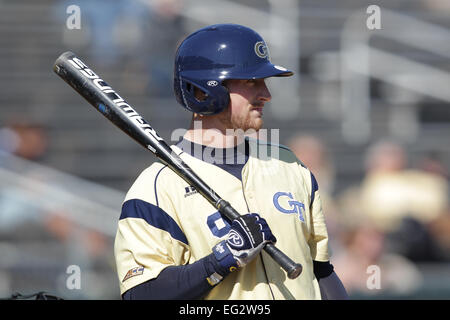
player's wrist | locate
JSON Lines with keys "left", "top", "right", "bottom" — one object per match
{"left": 211, "top": 240, "right": 239, "bottom": 276}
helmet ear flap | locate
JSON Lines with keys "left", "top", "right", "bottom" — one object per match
{"left": 189, "top": 84, "right": 208, "bottom": 102}
{"left": 175, "top": 76, "right": 230, "bottom": 115}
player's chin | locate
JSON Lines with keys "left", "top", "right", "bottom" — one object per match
{"left": 247, "top": 118, "right": 264, "bottom": 132}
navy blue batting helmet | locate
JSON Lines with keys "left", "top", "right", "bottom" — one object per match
{"left": 173, "top": 24, "right": 293, "bottom": 115}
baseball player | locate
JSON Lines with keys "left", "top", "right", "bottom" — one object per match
{"left": 114, "top": 24, "right": 348, "bottom": 300}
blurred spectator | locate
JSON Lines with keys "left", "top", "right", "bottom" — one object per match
{"left": 419, "top": 150, "right": 450, "bottom": 261}
{"left": 0, "top": 121, "right": 50, "bottom": 229}
{"left": 0, "top": 122, "right": 48, "bottom": 161}
{"left": 0, "top": 119, "right": 110, "bottom": 266}
{"left": 143, "top": 0, "right": 185, "bottom": 96}
{"left": 287, "top": 134, "right": 335, "bottom": 195}
{"left": 56, "top": 0, "right": 185, "bottom": 97}
{"left": 386, "top": 216, "right": 446, "bottom": 262}
{"left": 0, "top": 122, "right": 114, "bottom": 298}
{"left": 422, "top": 0, "right": 450, "bottom": 12}
{"left": 339, "top": 140, "right": 448, "bottom": 232}
{"left": 417, "top": 151, "right": 449, "bottom": 180}
{"left": 0, "top": 121, "right": 58, "bottom": 232}
{"left": 58, "top": 0, "right": 151, "bottom": 66}
{"left": 333, "top": 221, "right": 423, "bottom": 297}
{"left": 43, "top": 212, "right": 109, "bottom": 259}
{"left": 359, "top": 140, "right": 448, "bottom": 233}
{"left": 427, "top": 208, "right": 450, "bottom": 260}
{"left": 337, "top": 139, "right": 449, "bottom": 263}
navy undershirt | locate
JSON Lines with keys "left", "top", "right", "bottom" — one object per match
{"left": 176, "top": 137, "right": 250, "bottom": 181}
{"left": 122, "top": 138, "right": 333, "bottom": 300}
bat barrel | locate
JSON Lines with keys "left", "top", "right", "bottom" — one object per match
{"left": 53, "top": 51, "right": 166, "bottom": 155}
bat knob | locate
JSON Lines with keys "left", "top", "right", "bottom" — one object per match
{"left": 287, "top": 263, "right": 303, "bottom": 279}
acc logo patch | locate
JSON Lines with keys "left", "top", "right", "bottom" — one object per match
{"left": 254, "top": 41, "right": 269, "bottom": 59}
{"left": 122, "top": 266, "right": 144, "bottom": 282}
{"left": 273, "top": 192, "right": 305, "bottom": 222}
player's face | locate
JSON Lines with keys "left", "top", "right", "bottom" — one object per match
{"left": 219, "top": 79, "right": 272, "bottom": 131}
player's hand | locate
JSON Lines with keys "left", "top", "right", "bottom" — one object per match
{"left": 212, "top": 213, "right": 276, "bottom": 274}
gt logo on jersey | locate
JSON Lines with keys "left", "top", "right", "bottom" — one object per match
{"left": 273, "top": 192, "right": 305, "bottom": 222}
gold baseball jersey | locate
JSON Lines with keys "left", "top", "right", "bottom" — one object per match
{"left": 114, "top": 138, "right": 330, "bottom": 299}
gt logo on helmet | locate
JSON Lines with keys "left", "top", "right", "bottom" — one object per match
{"left": 254, "top": 41, "right": 269, "bottom": 59}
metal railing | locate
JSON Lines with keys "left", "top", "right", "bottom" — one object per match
{"left": 0, "top": 151, "right": 125, "bottom": 237}
{"left": 340, "top": 8, "right": 450, "bottom": 144}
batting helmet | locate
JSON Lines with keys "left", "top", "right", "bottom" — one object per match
{"left": 173, "top": 24, "right": 293, "bottom": 115}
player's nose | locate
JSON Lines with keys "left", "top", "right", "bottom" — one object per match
{"left": 258, "top": 79, "right": 271, "bottom": 102}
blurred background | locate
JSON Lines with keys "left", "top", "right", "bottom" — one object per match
{"left": 0, "top": 0, "right": 449, "bottom": 299}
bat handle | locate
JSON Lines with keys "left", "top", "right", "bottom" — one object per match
{"left": 217, "top": 200, "right": 303, "bottom": 279}
{"left": 263, "top": 243, "right": 303, "bottom": 279}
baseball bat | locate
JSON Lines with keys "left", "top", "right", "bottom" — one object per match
{"left": 53, "top": 51, "right": 302, "bottom": 279}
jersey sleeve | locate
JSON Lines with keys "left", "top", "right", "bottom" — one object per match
{"left": 301, "top": 166, "right": 330, "bottom": 262}
{"left": 114, "top": 163, "right": 191, "bottom": 295}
